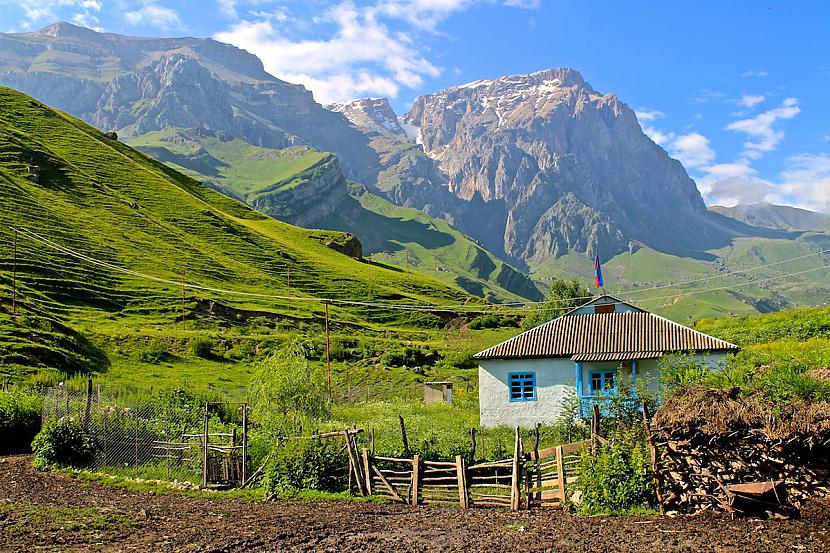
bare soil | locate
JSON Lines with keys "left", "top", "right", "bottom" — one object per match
{"left": 1, "top": 455, "right": 828, "bottom": 552}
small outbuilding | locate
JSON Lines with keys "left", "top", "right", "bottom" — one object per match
{"left": 474, "top": 295, "right": 739, "bottom": 428}
{"left": 424, "top": 381, "right": 453, "bottom": 405}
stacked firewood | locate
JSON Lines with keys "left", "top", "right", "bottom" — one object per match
{"left": 651, "top": 426, "right": 830, "bottom": 514}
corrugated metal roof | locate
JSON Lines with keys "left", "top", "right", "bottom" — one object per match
{"left": 473, "top": 312, "right": 739, "bottom": 360}
{"left": 571, "top": 351, "right": 663, "bottom": 362}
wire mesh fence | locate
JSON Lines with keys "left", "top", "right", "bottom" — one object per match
{"left": 42, "top": 385, "right": 248, "bottom": 486}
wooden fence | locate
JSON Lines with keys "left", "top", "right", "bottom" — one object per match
{"left": 355, "top": 428, "right": 592, "bottom": 511}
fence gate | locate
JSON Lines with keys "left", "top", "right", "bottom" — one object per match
{"left": 525, "top": 439, "right": 590, "bottom": 508}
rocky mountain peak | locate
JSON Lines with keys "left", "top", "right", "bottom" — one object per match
{"left": 37, "top": 21, "right": 98, "bottom": 38}
{"left": 326, "top": 97, "right": 407, "bottom": 139}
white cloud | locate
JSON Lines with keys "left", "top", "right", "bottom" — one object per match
{"left": 3, "top": 0, "right": 102, "bottom": 27}
{"left": 214, "top": 0, "right": 537, "bottom": 103}
{"left": 726, "top": 97, "right": 800, "bottom": 159}
{"left": 706, "top": 176, "right": 774, "bottom": 207}
{"left": 739, "top": 94, "right": 765, "bottom": 108}
{"left": 217, "top": 0, "right": 237, "bottom": 18}
{"left": 669, "top": 132, "right": 715, "bottom": 169}
{"left": 124, "top": 3, "right": 183, "bottom": 30}
{"left": 741, "top": 69, "right": 769, "bottom": 78}
{"left": 777, "top": 153, "right": 830, "bottom": 212}
{"left": 215, "top": 2, "right": 445, "bottom": 103}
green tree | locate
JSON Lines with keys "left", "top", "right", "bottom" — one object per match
{"left": 523, "top": 278, "right": 593, "bottom": 329}
{"left": 250, "top": 344, "right": 330, "bottom": 437}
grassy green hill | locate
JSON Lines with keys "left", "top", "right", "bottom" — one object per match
{"left": 128, "top": 128, "right": 541, "bottom": 303}
{"left": 532, "top": 237, "right": 830, "bottom": 323}
{"left": 0, "top": 86, "right": 491, "bottom": 391}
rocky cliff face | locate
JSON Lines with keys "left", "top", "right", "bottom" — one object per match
{"left": 0, "top": 22, "right": 379, "bottom": 183}
{"left": 399, "top": 68, "right": 742, "bottom": 265}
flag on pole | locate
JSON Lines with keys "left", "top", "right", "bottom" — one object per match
{"left": 594, "top": 254, "right": 604, "bottom": 288}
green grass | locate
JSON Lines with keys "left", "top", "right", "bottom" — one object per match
{"left": 130, "top": 129, "right": 541, "bottom": 303}
{"left": 0, "top": 503, "right": 143, "bottom": 540}
{"left": 532, "top": 239, "right": 830, "bottom": 322}
{"left": 0, "top": 86, "right": 488, "bottom": 386}
{"left": 670, "top": 306, "right": 830, "bottom": 403}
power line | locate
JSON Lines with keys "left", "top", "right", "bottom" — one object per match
{"left": 12, "top": 226, "right": 830, "bottom": 316}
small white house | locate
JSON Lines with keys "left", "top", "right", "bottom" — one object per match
{"left": 474, "top": 295, "right": 739, "bottom": 428}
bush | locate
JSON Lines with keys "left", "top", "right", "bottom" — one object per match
{"left": 467, "top": 314, "right": 519, "bottom": 330}
{"left": 31, "top": 419, "right": 96, "bottom": 470}
{"left": 574, "top": 433, "right": 655, "bottom": 515}
{"left": 437, "top": 349, "right": 477, "bottom": 371}
{"left": 137, "top": 338, "right": 169, "bottom": 364}
{"left": 263, "top": 437, "right": 346, "bottom": 496}
{"left": 250, "top": 348, "right": 330, "bottom": 436}
{"left": 380, "top": 345, "right": 440, "bottom": 368}
{"left": 190, "top": 336, "right": 214, "bottom": 358}
{"left": 0, "top": 391, "right": 42, "bottom": 454}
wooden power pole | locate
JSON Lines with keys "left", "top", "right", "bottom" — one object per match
{"left": 324, "top": 301, "right": 332, "bottom": 402}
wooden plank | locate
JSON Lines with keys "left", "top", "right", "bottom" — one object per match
{"left": 561, "top": 440, "right": 591, "bottom": 455}
{"left": 468, "top": 461, "right": 513, "bottom": 470}
{"left": 411, "top": 454, "right": 420, "bottom": 507}
{"left": 373, "top": 455, "right": 412, "bottom": 463}
{"left": 455, "top": 455, "right": 467, "bottom": 509}
{"left": 555, "top": 445, "right": 566, "bottom": 504}
{"left": 362, "top": 448, "right": 373, "bottom": 495}
{"left": 372, "top": 464, "right": 405, "bottom": 503}
{"left": 510, "top": 426, "right": 521, "bottom": 511}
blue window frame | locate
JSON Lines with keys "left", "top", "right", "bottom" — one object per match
{"left": 589, "top": 370, "right": 616, "bottom": 394}
{"left": 509, "top": 372, "right": 536, "bottom": 402}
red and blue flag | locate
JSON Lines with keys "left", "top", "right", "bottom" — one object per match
{"left": 594, "top": 255, "right": 604, "bottom": 288}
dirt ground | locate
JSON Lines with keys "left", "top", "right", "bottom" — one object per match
{"left": 1, "top": 456, "right": 828, "bottom": 552}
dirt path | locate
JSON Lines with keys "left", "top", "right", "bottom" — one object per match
{"left": 1, "top": 455, "right": 828, "bottom": 552}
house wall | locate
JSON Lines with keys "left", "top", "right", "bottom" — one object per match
{"left": 478, "top": 358, "right": 575, "bottom": 428}
{"left": 479, "top": 352, "right": 731, "bottom": 428}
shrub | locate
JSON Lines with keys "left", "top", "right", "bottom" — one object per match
{"left": 437, "top": 349, "right": 477, "bottom": 371}
{"left": 263, "top": 437, "right": 346, "bottom": 496}
{"left": 250, "top": 348, "right": 330, "bottom": 436}
{"left": 574, "top": 433, "right": 655, "bottom": 515}
{"left": 137, "top": 339, "right": 169, "bottom": 364}
{"left": 190, "top": 336, "right": 214, "bottom": 358}
{"left": 467, "top": 314, "right": 519, "bottom": 330}
{"left": 31, "top": 419, "right": 96, "bottom": 470}
{"left": 658, "top": 353, "right": 715, "bottom": 397}
{"left": 380, "top": 345, "right": 440, "bottom": 368}
{"left": 0, "top": 391, "right": 42, "bottom": 454}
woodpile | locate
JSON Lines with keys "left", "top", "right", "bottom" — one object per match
{"left": 650, "top": 390, "right": 830, "bottom": 515}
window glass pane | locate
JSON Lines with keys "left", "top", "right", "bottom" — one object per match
{"left": 605, "top": 373, "right": 615, "bottom": 389}
{"left": 590, "top": 373, "right": 602, "bottom": 391}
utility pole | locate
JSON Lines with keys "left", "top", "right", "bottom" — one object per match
{"left": 287, "top": 265, "right": 291, "bottom": 314}
{"left": 324, "top": 301, "right": 332, "bottom": 402}
{"left": 11, "top": 229, "right": 17, "bottom": 317}
{"left": 181, "top": 270, "right": 187, "bottom": 328}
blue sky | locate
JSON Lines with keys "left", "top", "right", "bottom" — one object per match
{"left": 2, "top": 0, "right": 829, "bottom": 211}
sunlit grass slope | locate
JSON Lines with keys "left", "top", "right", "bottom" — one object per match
{"left": 0, "top": 86, "right": 480, "bottom": 382}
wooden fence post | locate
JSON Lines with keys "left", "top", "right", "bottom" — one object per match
{"left": 362, "top": 448, "right": 373, "bottom": 496}
{"left": 84, "top": 377, "right": 93, "bottom": 431}
{"left": 555, "top": 445, "right": 566, "bottom": 504}
{"left": 510, "top": 426, "right": 522, "bottom": 511}
{"left": 202, "top": 402, "right": 209, "bottom": 488}
{"left": 242, "top": 403, "right": 248, "bottom": 486}
{"left": 411, "top": 454, "right": 420, "bottom": 507}
{"left": 455, "top": 455, "right": 468, "bottom": 509}
{"left": 398, "top": 415, "right": 410, "bottom": 456}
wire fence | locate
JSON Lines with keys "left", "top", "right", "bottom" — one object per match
{"left": 42, "top": 385, "right": 248, "bottom": 486}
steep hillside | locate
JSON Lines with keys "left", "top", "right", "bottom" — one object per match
{"left": 0, "top": 86, "right": 479, "bottom": 381}
{"left": 128, "top": 128, "right": 541, "bottom": 302}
